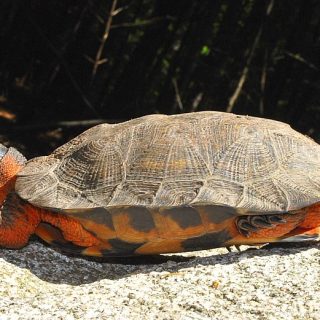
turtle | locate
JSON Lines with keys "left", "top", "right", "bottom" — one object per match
{"left": 0, "top": 111, "right": 320, "bottom": 257}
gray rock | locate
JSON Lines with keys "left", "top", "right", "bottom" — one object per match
{"left": 0, "top": 241, "right": 319, "bottom": 320}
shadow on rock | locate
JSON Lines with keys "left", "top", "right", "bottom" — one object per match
{"left": 1, "top": 240, "right": 319, "bottom": 286}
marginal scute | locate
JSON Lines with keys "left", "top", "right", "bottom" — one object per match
{"left": 15, "top": 111, "right": 320, "bottom": 213}
{"left": 203, "top": 178, "right": 243, "bottom": 207}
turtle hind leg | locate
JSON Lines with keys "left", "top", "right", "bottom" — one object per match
{"left": 275, "top": 203, "right": 320, "bottom": 243}
{"left": 299, "top": 203, "right": 320, "bottom": 229}
{"left": 276, "top": 227, "right": 320, "bottom": 243}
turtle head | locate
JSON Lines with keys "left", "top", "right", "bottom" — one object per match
{"left": 0, "top": 144, "right": 26, "bottom": 202}
{"left": 0, "top": 144, "right": 33, "bottom": 248}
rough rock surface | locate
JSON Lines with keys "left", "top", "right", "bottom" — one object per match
{"left": 1, "top": 241, "right": 319, "bottom": 320}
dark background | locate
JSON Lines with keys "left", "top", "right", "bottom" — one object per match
{"left": 0, "top": 0, "right": 319, "bottom": 158}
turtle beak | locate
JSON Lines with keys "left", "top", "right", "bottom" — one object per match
{"left": 0, "top": 144, "right": 8, "bottom": 161}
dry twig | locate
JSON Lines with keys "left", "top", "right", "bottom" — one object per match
{"left": 91, "top": 0, "right": 118, "bottom": 79}
{"left": 259, "top": 49, "right": 268, "bottom": 115}
{"left": 111, "top": 16, "right": 175, "bottom": 29}
{"left": 226, "top": 0, "right": 274, "bottom": 113}
{"left": 172, "top": 78, "right": 184, "bottom": 111}
{"left": 285, "top": 51, "right": 319, "bottom": 71}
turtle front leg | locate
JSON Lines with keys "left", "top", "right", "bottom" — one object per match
{"left": 236, "top": 214, "right": 287, "bottom": 237}
{"left": 230, "top": 210, "right": 307, "bottom": 246}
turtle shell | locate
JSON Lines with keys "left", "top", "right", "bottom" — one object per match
{"left": 15, "top": 111, "right": 320, "bottom": 213}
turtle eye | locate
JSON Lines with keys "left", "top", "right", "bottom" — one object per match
{"left": 0, "top": 144, "right": 8, "bottom": 161}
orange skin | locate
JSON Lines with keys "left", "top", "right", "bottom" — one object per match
{"left": 0, "top": 151, "right": 319, "bottom": 255}
{"left": 299, "top": 203, "right": 320, "bottom": 229}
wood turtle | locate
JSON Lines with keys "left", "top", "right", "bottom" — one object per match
{"left": 0, "top": 111, "right": 319, "bottom": 256}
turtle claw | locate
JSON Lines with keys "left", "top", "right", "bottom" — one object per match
{"left": 236, "top": 219, "right": 259, "bottom": 237}
{"left": 237, "top": 214, "right": 286, "bottom": 237}
{"left": 268, "top": 215, "right": 286, "bottom": 224}
{"left": 251, "top": 216, "right": 273, "bottom": 228}
{"left": 226, "top": 245, "right": 242, "bottom": 252}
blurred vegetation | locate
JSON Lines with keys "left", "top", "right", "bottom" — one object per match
{"left": 0, "top": 0, "right": 319, "bottom": 156}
